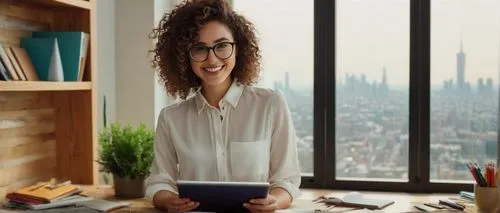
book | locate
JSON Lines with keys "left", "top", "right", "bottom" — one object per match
{"left": 20, "top": 37, "right": 64, "bottom": 81}
{"left": 78, "top": 33, "right": 89, "bottom": 81}
{"left": 32, "top": 31, "right": 89, "bottom": 81}
{"left": 0, "top": 58, "right": 10, "bottom": 80}
{"left": 0, "top": 45, "right": 20, "bottom": 80}
{"left": 4, "top": 45, "right": 27, "bottom": 80}
{"left": 6, "top": 195, "right": 93, "bottom": 210}
{"left": 7, "top": 182, "right": 81, "bottom": 203}
{"left": 9, "top": 46, "right": 39, "bottom": 81}
{"left": 319, "top": 192, "right": 394, "bottom": 210}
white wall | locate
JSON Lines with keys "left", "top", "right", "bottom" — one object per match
{"left": 96, "top": 0, "right": 116, "bottom": 131}
{"left": 97, "top": 0, "right": 175, "bottom": 130}
{"left": 153, "top": 0, "right": 177, "bottom": 128}
{"left": 115, "top": 0, "right": 156, "bottom": 129}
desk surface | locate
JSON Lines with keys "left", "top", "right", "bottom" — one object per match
{"left": 81, "top": 186, "right": 478, "bottom": 213}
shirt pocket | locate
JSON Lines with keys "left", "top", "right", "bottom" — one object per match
{"left": 229, "top": 139, "right": 270, "bottom": 182}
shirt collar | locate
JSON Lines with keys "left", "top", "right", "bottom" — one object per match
{"left": 195, "top": 80, "right": 244, "bottom": 114}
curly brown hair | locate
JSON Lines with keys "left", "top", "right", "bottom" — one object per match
{"left": 149, "top": 0, "right": 261, "bottom": 100}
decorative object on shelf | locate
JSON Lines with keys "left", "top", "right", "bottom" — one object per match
{"left": 97, "top": 98, "right": 155, "bottom": 198}
{"left": 20, "top": 37, "right": 64, "bottom": 81}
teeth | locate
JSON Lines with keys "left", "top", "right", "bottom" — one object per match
{"left": 204, "top": 66, "right": 223, "bottom": 72}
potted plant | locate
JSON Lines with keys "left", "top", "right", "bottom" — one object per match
{"left": 97, "top": 96, "right": 155, "bottom": 198}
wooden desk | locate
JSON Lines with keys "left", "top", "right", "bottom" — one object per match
{"left": 82, "top": 186, "right": 478, "bottom": 213}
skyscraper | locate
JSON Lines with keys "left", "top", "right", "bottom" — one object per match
{"left": 382, "top": 66, "right": 387, "bottom": 86}
{"left": 457, "top": 39, "right": 466, "bottom": 91}
{"left": 285, "top": 71, "right": 290, "bottom": 90}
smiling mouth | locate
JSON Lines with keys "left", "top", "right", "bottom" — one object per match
{"left": 203, "top": 65, "right": 224, "bottom": 73}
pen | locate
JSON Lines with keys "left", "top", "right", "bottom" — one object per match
{"left": 439, "top": 200, "right": 464, "bottom": 211}
{"left": 467, "top": 164, "right": 481, "bottom": 186}
{"left": 475, "top": 164, "right": 487, "bottom": 187}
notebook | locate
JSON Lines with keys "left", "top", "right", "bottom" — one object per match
{"left": 320, "top": 192, "right": 394, "bottom": 210}
{"left": 78, "top": 198, "right": 130, "bottom": 212}
{"left": 8, "top": 182, "right": 81, "bottom": 203}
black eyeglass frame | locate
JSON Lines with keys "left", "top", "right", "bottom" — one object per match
{"left": 188, "top": 42, "right": 236, "bottom": 62}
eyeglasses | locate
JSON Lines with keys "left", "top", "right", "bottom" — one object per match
{"left": 188, "top": 42, "right": 235, "bottom": 62}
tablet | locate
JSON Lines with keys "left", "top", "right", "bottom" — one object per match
{"left": 177, "top": 180, "right": 270, "bottom": 212}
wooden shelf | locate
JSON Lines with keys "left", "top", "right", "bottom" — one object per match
{"left": 0, "top": 0, "right": 97, "bottom": 202}
{"left": 0, "top": 81, "right": 92, "bottom": 91}
{"left": 33, "top": 0, "right": 91, "bottom": 10}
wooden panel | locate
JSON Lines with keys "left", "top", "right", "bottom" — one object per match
{"left": 0, "top": 133, "right": 54, "bottom": 148}
{"left": 0, "top": 0, "right": 52, "bottom": 46}
{"left": 0, "top": 155, "right": 56, "bottom": 187}
{"left": 0, "top": 91, "right": 52, "bottom": 111}
{"left": 54, "top": 90, "right": 95, "bottom": 184}
{"left": 0, "top": 91, "right": 57, "bottom": 200}
{"left": 0, "top": 0, "right": 54, "bottom": 24}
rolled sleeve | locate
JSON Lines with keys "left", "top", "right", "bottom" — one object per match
{"left": 268, "top": 90, "right": 302, "bottom": 200}
{"left": 144, "top": 108, "right": 179, "bottom": 200}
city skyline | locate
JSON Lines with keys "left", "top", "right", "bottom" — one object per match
{"left": 234, "top": 0, "right": 500, "bottom": 89}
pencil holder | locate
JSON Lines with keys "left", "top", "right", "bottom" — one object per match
{"left": 474, "top": 184, "right": 500, "bottom": 213}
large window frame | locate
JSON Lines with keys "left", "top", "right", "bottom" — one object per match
{"left": 304, "top": 0, "right": 500, "bottom": 193}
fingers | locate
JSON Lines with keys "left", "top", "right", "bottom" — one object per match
{"left": 244, "top": 198, "right": 278, "bottom": 212}
{"left": 170, "top": 197, "right": 191, "bottom": 205}
{"left": 244, "top": 202, "right": 277, "bottom": 212}
{"left": 165, "top": 197, "right": 199, "bottom": 212}
{"left": 249, "top": 198, "right": 275, "bottom": 205}
{"left": 179, "top": 201, "right": 200, "bottom": 212}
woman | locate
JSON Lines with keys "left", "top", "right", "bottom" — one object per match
{"left": 145, "top": 0, "right": 301, "bottom": 212}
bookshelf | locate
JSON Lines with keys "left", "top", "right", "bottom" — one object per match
{"left": 0, "top": 0, "right": 97, "bottom": 201}
{"left": 0, "top": 81, "right": 92, "bottom": 91}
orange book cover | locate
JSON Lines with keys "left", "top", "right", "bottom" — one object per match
{"left": 12, "top": 182, "right": 80, "bottom": 202}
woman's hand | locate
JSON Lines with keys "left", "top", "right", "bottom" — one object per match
{"left": 243, "top": 194, "right": 280, "bottom": 213}
{"left": 153, "top": 190, "right": 199, "bottom": 212}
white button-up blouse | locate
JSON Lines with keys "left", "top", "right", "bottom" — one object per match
{"left": 145, "top": 80, "right": 301, "bottom": 200}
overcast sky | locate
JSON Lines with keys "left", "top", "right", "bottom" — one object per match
{"left": 233, "top": 0, "right": 500, "bottom": 89}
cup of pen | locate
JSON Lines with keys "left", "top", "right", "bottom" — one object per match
{"left": 474, "top": 184, "right": 500, "bottom": 213}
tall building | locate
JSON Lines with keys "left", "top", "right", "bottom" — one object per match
{"left": 379, "top": 67, "right": 389, "bottom": 97}
{"left": 486, "top": 78, "right": 493, "bottom": 95}
{"left": 285, "top": 71, "right": 290, "bottom": 90}
{"left": 457, "top": 39, "right": 466, "bottom": 91}
{"left": 382, "top": 66, "right": 387, "bottom": 86}
{"left": 478, "top": 78, "right": 484, "bottom": 93}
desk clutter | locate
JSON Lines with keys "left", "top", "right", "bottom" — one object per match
{"left": 309, "top": 191, "right": 481, "bottom": 213}
{"left": 2, "top": 179, "right": 130, "bottom": 212}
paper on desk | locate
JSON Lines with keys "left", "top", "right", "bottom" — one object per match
{"left": 274, "top": 208, "right": 384, "bottom": 213}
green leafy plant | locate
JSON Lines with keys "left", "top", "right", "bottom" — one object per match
{"left": 97, "top": 123, "right": 155, "bottom": 180}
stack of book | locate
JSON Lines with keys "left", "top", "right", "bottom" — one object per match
{"left": 3, "top": 179, "right": 132, "bottom": 212}
{"left": 3, "top": 180, "right": 90, "bottom": 210}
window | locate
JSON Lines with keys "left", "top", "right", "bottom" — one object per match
{"left": 232, "top": 0, "right": 499, "bottom": 192}
{"left": 232, "top": 0, "right": 315, "bottom": 176}
{"left": 335, "top": 0, "right": 410, "bottom": 181}
{"left": 430, "top": 0, "right": 499, "bottom": 182}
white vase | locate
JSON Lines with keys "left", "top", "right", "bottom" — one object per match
{"left": 47, "top": 38, "right": 64, "bottom": 81}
